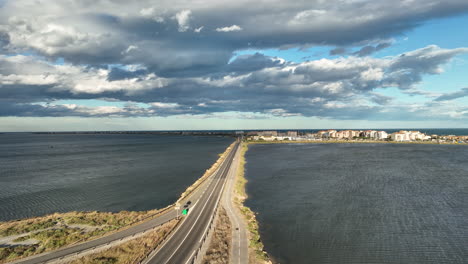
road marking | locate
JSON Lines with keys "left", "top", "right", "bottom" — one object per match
{"left": 199, "top": 169, "right": 229, "bottom": 243}
{"left": 184, "top": 250, "right": 197, "bottom": 264}
{"left": 148, "top": 143, "right": 238, "bottom": 264}
{"left": 144, "top": 167, "right": 222, "bottom": 263}
{"left": 162, "top": 166, "right": 224, "bottom": 264}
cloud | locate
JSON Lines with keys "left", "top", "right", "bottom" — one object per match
{"left": 2, "top": 0, "right": 467, "bottom": 76}
{"left": 330, "top": 47, "right": 348, "bottom": 56}
{"left": 174, "top": 9, "right": 191, "bottom": 32}
{"left": 1, "top": 45, "right": 467, "bottom": 121}
{"left": 1, "top": 1, "right": 468, "bottom": 121}
{"left": 353, "top": 41, "right": 393, "bottom": 57}
{"left": 216, "top": 25, "right": 242, "bottom": 32}
{"left": 330, "top": 40, "right": 393, "bottom": 57}
{"left": 434, "top": 87, "right": 468, "bottom": 101}
{"left": 139, "top": 7, "right": 164, "bottom": 22}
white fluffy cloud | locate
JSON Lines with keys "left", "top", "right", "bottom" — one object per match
{"left": 174, "top": 9, "right": 192, "bottom": 32}
{"left": 216, "top": 25, "right": 242, "bottom": 32}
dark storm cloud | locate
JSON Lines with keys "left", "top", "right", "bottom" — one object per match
{"left": 225, "top": 53, "right": 286, "bottom": 75}
{"left": 330, "top": 41, "right": 393, "bottom": 57}
{"left": 353, "top": 42, "right": 393, "bottom": 57}
{"left": 1, "top": 0, "right": 468, "bottom": 76}
{"left": 1, "top": 45, "right": 465, "bottom": 120}
{"left": 107, "top": 67, "right": 149, "bottom": 81}
{"left": 0, "top": 31, "right": 9, "bottom": 52}
{"left": 434, "top": 87, "right": 468, "bottom": 101}
{"left": 330, "top": 47, "right": 348, "bottom": 56}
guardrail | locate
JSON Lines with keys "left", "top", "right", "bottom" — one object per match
{"left": 27, "top": 218, "right": 179, "bottom": 264}
{"left": 186, "top": 142, "right": 239, "bottom": 264}
{"left": 189, "top": 196, "right": 222, "bottom": 264}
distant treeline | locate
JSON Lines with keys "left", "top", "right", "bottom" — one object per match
{"left": 32, "top": 131, "right": 238, "bottom": 136}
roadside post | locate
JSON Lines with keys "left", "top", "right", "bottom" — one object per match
{"left": 175, "top": 203, "right": 181, "bottom": 219}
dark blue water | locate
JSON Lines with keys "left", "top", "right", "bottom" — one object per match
{"left": 0, "top": 134, "right": 233, "bottom": 221}
{"left": 245, "top": 143, "right": 468, "bottom": 264}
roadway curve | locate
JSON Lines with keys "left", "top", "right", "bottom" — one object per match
{"left": 145, "top": 141, "right": 240, "bottom": 264}
{"left": 11, "top": 142, "right": 236, "bottom": 264}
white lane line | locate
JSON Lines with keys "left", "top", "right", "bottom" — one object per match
{"left": 184, "top": 250, "right": 197, "bottom": 264}
{"left": 187, "top": 201, "right": 198, "bottom": 216}
{"left": 145, "top": 169, "right": 220, "bottom": 263}
{"left": 155, "top": 143, "right": 237, "bottom": 264}
{"left": 163, "top": 170, "right": 224, "bottom": 264}
{"left": 198, "top": 169, "right": 229, "bottom": 244}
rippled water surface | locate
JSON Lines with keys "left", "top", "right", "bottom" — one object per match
{"left": 0, "top": 133, "right": 233, "bottom": 221}
{"left": 245, "top": 143, "right": 468, "bottom": 264}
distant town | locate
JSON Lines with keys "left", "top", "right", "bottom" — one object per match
{"left": 245, "top": 130, "right": 468, "bottom": 144}
{"left": 30, "top": 129, "right": 468, "bottom": 144}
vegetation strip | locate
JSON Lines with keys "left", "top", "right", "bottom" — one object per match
{"left": 201, "top": 206, "right": 232, "bottom": 264}
{"left": 233, "top": 142, "right": 271, "bottom": 264}
{"left": 0, "top": 210, "right": 165, "bottom": 263}
{"left": 67, "top": 219, "right": 179, "bottom": 264}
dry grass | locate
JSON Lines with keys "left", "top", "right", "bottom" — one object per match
{"left": 233, "top": 142, "right": 271, "bottom": 264}
{"left": 202, "top": 206, "right": 232, "bottom": 264}
{"left": 67, "top": 219, "right": 179, "bottom": 264}
{"left": 0, "top": 209, "right": 163, "bottom": 263}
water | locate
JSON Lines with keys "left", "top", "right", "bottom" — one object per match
{"left": 0, "top": 133, "right": 233, "bottom": 221}
{"left": 245, "top": 143, "right": 468, "bottom": 264}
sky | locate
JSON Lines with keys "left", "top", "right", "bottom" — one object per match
{"left": 1, "top": 0, "right": 468, "bottom": 131}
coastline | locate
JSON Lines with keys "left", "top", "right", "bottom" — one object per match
{"left": 0, "top": 140, "right": 237, "bottom": 263}
{"left": 233, "top": 142, "right": 272, "bottom": 264}
{"left": 248, "top": 139, "right": 468, "bottom": 145}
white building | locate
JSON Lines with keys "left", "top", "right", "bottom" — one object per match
{"left": 391, "top": 131, "right": 429, "bottom": 141}
{"left": 375, "top": 131, "right": 388, "bottom": 140}
{"left": 391, "top": 132, "right": 410, "bottom": 141}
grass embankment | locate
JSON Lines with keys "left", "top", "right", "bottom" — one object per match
{"left": 0, "top": 210, "right": 161, "bottom": 263}
{"left": 233, "top": 142, "right": 271, "bottom": 264}
{"left": 67, "top": 219, "right": 179, "bottom": 264}
{"left": 177, "top": 141, "right": 236, "bottom": 203}
{"left": 202, "top": 206, "right": 231, "bottom": 264}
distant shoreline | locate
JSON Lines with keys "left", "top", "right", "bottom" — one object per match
{"left": 247, "top": 139, "right": 468, "bottom": 145}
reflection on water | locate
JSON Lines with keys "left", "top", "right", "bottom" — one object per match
{"left": 245, "top": 143, "right": 468, "bottom": 264}
{"left": 0, "top": 133, "right": 232, "bottom": 221}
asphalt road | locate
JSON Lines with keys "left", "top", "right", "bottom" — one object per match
{"left": 145, "top": 141, "right": 239, "bottom": 264}
{"left": 222, "top": 144, "right": 249, "bottom": 264}
{"left": 11, "top": 145, "right": 230, "bottom": 264}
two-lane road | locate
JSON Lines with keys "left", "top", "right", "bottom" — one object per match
{"left": 145, "top": 141, "right": 239, "bottom": 264}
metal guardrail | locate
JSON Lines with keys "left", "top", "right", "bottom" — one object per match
{"left": 34, "top": 219, "right": 178, "bottom": 264}
{"left": 187, "top": 142, "right": 239, "bottom": 264}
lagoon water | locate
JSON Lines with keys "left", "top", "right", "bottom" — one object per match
{"left": 0, "top": 133, "right": 233, "bottom": 221}
{"left": 245, "top": 143, "right": 468, "bottom": 264}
